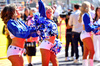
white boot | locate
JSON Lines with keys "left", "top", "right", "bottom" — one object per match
{"left": 88, "top": 59, "right": 94, "bottom": 66}
{"left": 82, "top": 59, "right": 88, "bottom": 66}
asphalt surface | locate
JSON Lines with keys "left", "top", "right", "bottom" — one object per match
{"left": 0, "top": 46, "right": 100, "bottom": 66}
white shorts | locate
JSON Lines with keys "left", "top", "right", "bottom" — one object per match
{"left": 80, "top": 30, "right": 91, "bottom": 41}
{"left": 40, "top": 40, "right": 54, "bottom": 50}
{"left": 7, "top": 45, "right": 25, "bottom": 58}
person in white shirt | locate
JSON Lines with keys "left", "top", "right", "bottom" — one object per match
{"left": 89, "top": 4, "right": 95, "bottom": 19}
{"left": 68, "top": 4, "right": 83, "bottom": 63}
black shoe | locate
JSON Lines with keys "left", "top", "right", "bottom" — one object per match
{"left": 28, "top": 63, "right": 32, "bottom": 66}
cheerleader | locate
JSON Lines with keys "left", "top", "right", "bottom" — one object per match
{"left": 78, "top": 1, "right": 98, "bottom": 66}
{"left": 38, "top": 0, "right": 59, "bottom": 66}
{"left": 93, "top": 7, "right": 100, "bottom": 62}
{"left": 1, "top": 5, "right": 37, "bottom": 66}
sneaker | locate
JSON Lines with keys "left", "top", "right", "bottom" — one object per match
{"left": 28, "top": 63, "right": 32, "bottom": 66}
{"left": 65, "top": 57, "right": 70, "bottom": 61}
{"left": 74, "top": 59, "right": 79, "bottom": 63}
{"left": 94, "top": 60, "right": 100, "bottom": 63}
{"left": 70, "top": 57, "right": 74, "bottom": 60}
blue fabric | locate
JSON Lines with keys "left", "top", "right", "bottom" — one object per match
{"left": 83, "top": 13, "right": 98, "bottom": 32}
{"left": 50, "top": 39, "right": 62, "bottom": 55}
{"left": 7, "top": 19, "right": 36, "bottom": 38}
{"left": 7, "top": 0, "right": 10, "bottom": 4}
{"left": 38, "top": 0, "right": 61, "bottom": 55}
{"left": 34, "top": 15, "right": 58, "bottom": 39}
{"left": 27, "top": 17, "right": 39, "bottom": 37}
{"left": 38, "top": 0, "right": 58, "bottom": 36}
{"left": 46, "top": 19, "right": 58, "bottom": 36}
{"left": 93, "top": 20, "right": 100, "bottom": 35}
{"left": 38, "top": 0, "right": 46, "bottom": 17}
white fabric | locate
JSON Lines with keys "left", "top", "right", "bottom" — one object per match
{"left": 68, "top": 10, "right": 83, "bottom": 33}
{"left": 7, "top": 45, "right": 25, "bottom": 58}
{"left": 80, "top": 30, "right": 91, "bottom": 41}
{"left": 89, "top": 10, "right": 95, "bottom": 19}
{"left": 93, "top": 34, "right": 100, "bottom": 61}
{"left": 82, "top": 59, "right": 88, "bottom": 66}
{"left": 9, "top": 31, "right": 15, "bottom": 39}
{"left": 54, "top": 9, "right": 60, "bottom": 18}
{"left": 88, "top": 59, "right": 94, "bottom": 66}
{"left": 40, "top": 40, "right": 53, "bottom": 50}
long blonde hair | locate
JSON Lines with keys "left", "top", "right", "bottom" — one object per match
{"left": 78, "top": 1, "right": 91, "bottom": 23}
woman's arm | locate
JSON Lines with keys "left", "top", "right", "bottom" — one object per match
{"left": 7, "top": 19, "right": 36, "bottom": 38}
{"left": 38, "top": 0, "right": 46, "bottom": 17}
{"left": 83, "top": 13, "right": 98, "bottom": 32}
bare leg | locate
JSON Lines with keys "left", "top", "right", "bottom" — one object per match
{"left": 26, "top": 55, "right": 32, "bottom": 64}
{"left": 40, "top": 49, "right": 50, "bottom": 66}
{"left": 82, "top": 37, "right": 95, "bottom": 59}
{"left": 50, "top": 52, "right": 59, "bottom": 66}
{"left": 82, "top": 42, "right": 89, "bottom": 59}
{"left": 8, "top": 55, "right": 24, "bottom": 66}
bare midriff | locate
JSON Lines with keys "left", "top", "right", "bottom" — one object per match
{"left": 11, "top": 37, "right": 25, "bottom": 48}
{"left": 46, "top": 36, "right": 56, "bottom": 44}
{"left": 83, "top": 24, "right": 85, "bottom": 30}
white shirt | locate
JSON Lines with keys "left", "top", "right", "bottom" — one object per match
{"left": 69, "top": 10, "right": 83, "bottom": 33}
{"left": 54, "top": 9, "right": 60, "bottom": 18}
{"left": 89, "top": 10, "right": 95, "bottom": 19}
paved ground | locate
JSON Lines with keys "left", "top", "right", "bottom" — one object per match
{"left": 0, "top": 46, "right": 100, "bottom": 66}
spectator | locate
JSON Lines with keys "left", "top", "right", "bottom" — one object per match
{"left": 2, "top": 25, "right": 12, "bottom": 50}
{"left": 25, "top": 9, "right": 38, "bottom": 66}
{"left": 90, "top": 4, "right": 95, "bottom": 19}
{"left": 68, "top": 3, "right": 83, "bottom": 63}
{"left": 24, "top": 7, "right": 30, "bottom": 22}
{"left": 65, "top": 10, "right": 74, "bottom": 61}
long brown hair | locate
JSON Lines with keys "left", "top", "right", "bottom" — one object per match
{"left": 1, "top": 5, "right": 15, "bottom": 24}
{"left": 94, "top": 7, "right": 100, "bottom": 22}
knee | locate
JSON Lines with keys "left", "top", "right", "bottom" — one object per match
{"left": 90, "top": 49, "right": 95, "bottom": 55}
{"left": 51, "top": 59, "right": 59, "bottom": 66}
{"left": 83, "top": 53, "right": 88, "bottom": 59}
{"left": 52, "top": 61, "right": 59, "bottom": 66}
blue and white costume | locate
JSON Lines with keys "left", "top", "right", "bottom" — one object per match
{"left": 7, "top": 19, "right": 38, "bottom": 57}
{"left": 80, "top": 13, "right": 98, "bottom": 40}
{"left": 38, "top": 0, "right": 62, "bottom": 55}
{"left": 93, "top": 19, "right": 100, "bottom": 61}
{"left": 7, "top": 19, "right": 37, "bottom": 38}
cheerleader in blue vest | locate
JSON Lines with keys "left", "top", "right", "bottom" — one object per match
{"left": 1, "top": 5, "right": 37, "bottom": 66}
{"left": 78, "top": 1, "right": 99, "bottom": 66}
{"left": 38, "top": 0, "right": 59, "bottom": 66}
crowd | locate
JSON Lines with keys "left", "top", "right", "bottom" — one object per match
{"left": 1, "top": 0, "right": 100, "bottom": 66}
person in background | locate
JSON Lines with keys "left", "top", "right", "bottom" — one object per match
{"left": 90, "top": 4, "right": 95, "bottom": 19}
{"left": 25, "top": 9, "right": 39, "bottom": 66}
{"left": 64, "top": 10, "right": 74, "bottom": 61}
{"left": 68, "top": 4, "right": 83, "bottom": 63}
{"left": 24, "top": 7, "right": 30, "bottom": 22}
{"left": 52, "top": 4, "right": 60, "bottom": 25}
{"left": 1, "top": 4, "right": 37, "bottom": 66}
{"left": 31, "top": 7, "right": 39, "bottom": 16}
{"left": 78, "top": 1, "right": 95, "bottom": 66}
{"left": 93, "top": 6, "right": 100, "bottom": 62}
{"left": 2, "top": 25, "right": 12, "bottom": 50}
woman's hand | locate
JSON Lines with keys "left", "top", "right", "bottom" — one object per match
{"left": 98, "top": 27, "right": 100, "bottom": 30}
{"left": 37, "top": 30, "right": 41, "bottom": 35}
{"left": 38, "top": 0, "right": 41, "bottom": 2}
